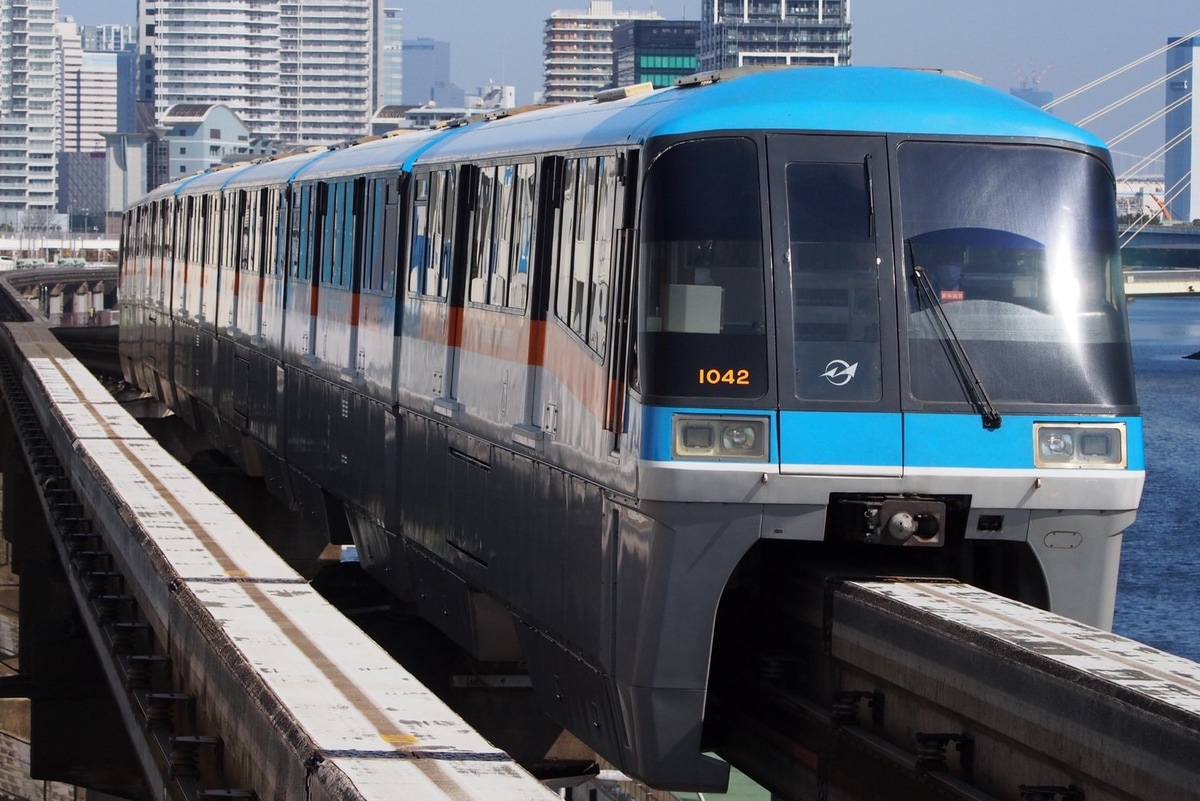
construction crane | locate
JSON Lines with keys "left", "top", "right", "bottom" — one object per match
{"left": 1150, "top": 193, "right": 1173, "bottom": 222}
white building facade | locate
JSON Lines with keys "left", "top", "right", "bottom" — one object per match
{"left": 543, "top": 1, "right": 662, "bottom": 104}
{"left": 697, "top": 0, "right": 851, "bottom": 72}
{"left": 59, "top": 20, "right": 124, "bottom": 153}
{"left": 1, "top": 0, "right": 60, "bottom": 230}
{"left": 141, "top": 0, "right": 379, "bottom": 150}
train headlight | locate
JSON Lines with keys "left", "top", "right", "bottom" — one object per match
{"left": 673, "top": 415, "right": 769, "bottom": 462}
{"left": 1034, "top": 423, "right": 1126, "bottom": 468}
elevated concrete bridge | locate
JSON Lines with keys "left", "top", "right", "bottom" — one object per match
{"left": 0, "top": 266, "right": 1198, "bottom": 801}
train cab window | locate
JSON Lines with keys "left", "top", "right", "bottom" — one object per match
{"left": 640, "top": 137, "right": 768, "bottom": 399}
{"left": 898, "top": 141, "right": 1134, "bottom": 407}
{"left": 785, "top": 160, "right": 883, "bottom": 402}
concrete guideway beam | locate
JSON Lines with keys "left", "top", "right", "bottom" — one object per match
{"left": 830, "top": 579, "right": 1200, "bottom": 801}
{"left": 0, "top": 308, "right": 554, "bottom": 799}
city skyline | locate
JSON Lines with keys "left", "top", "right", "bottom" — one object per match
{"left": 59, "top": 3, "right": 1196, "bottom": 88}
{"left": 49, "top": 0, "right": 1200, "bottom": 158}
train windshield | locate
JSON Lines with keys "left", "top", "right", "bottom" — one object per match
{"left": 898, "top": 142, "right": 1136, "bottom": 409}
{"left": 639, "top": 138, "right": 770, "bottom": 401}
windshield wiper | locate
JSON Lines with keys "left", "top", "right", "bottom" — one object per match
{"left": 911, "top": 265, "right": 1002, "bottom": 430}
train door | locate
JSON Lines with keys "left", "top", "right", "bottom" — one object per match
{"left": 766, "top": 135, "right": 903, "bottom": 476}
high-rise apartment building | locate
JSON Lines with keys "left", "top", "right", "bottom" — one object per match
{"left": 381, "top": 8, "right": 403, "bottom": 106}
{"left": 59, "top": 20, "right": 134, "bottom": 153}
{"left": 139, "top": 0, "right": 379, "bottom": 149}
{"left": 57, "top": 19, "right": 83, "bottom": 152}
{"left": 612, "top": 19, "right": 698, "bottom": 89}
{"left": 1, "top": 0, "right": 60, "bottom": 230}
{"left": 82, "top": 23, "right": 135, "bottom": 51}
{"left": 1165, "top": 35, "right": 1198, "bottom": 223}
{"left": 697, "top": 0, "right": 851, "bottom": 73}
{"left": 543, "top": 1, "right": 663, "bottom": 104}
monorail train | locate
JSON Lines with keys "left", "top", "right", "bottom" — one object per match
{"left": 118, "top": 67, "right": 1145, "bottom": 790}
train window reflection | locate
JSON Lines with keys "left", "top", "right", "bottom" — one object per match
{"left": 553, "top": 157, "right": 616, "bottom": 352}
{"left": 899, "top": 142, "right": 1135, "bottom": 407}
{"left": 640, "top": 137, "right": 768, "bottom": 400}
{"left": 408, "top": 170, "right": 454, "bottom": 299}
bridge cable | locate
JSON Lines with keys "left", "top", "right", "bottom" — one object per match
{"left": 1109, "top": 91, "right": 1192, "bottom": 151}
{"left": 1075, "top": 63, "right": 1190, "bottom": 127}
{"left": 1042, "top": 28, "right": 1200, "bottom": 112}
{"left": 1117, "top": 125, "right": 1191, "bottom": 185}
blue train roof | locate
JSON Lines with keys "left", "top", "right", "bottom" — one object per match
{"left": 416, "top": 66, "right": 1106, "bottom": 164}
{"left": 132, "top": 66, "right": 1105, "bottom": 208}
{"left": 288, "top": 127, "right": 453, "bottom": 180}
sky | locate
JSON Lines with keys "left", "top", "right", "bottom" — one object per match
{"left": 59, "top": 0, "right": 1199, "bottom": 162}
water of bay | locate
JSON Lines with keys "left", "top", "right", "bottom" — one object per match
{"left": 1113, "top": 295, "right": 1200, "bottom": 661}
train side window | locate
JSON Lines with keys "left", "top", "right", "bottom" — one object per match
{"left": 275, "top": 188, "right": 292, "bottom": 278}
{"left": 340, "top": 182, "right": 356, "bottom": 289}
{"left": 172, "top": 198, "right": 189, "bottom": 311}
{"left": 552, "top": 157, "right": 610, "bottom": 354}
{"left": 251, "top": 188, "right": 265, "bottom": 274}
{"left": 428, "top": 170, "right": 453, "bottom": 299}
{"left": 589, "top": 156, "right": 618, "bottom": 353}
{"left": 357, "top": 178, "right": 376, "bottom": 293}
{"left": 193, "top": 196, "right": 202, "bottom": 264}
{"left": 242, "top": 189, "right": 260, "bottom": 275}
{"left": 554, "top": 159, "right": 578, "bottom": 323}
{"left": 262, "top": 187, "right": 279, "bottom": 277}
{"left": 288, "top": 188, "right": 302, "bottom": 278}
{"left": 190, "top": 197, "right": 201, "bottom": 269}
{"left": 490, "top": 165, "right": 516, "bottom": 307}
{"left": 349, "top": 177, "right": 366, "bottom": 291}
{"left": 366, "top": 176, "right": 399, "bottom": 296}
{"left": 295, "top": 184, "right": 320, "bottom": 283}
{"left": 204, "top": 193, "right": 220, "bottom": 273}
{"left": 510, "top": 162, "right": 536, "bottom": 310}
{"left": 222, "top": 193, "right": 238, "bottom": 273}
{"left": 569, "top": 158, "right": 598, "bottom": 337}
{"left": 197, "top": 195, "right": 209, "bottom": 269}
{"left": 319, "top": 183, "right": 336, "bottom": 285}
{"left": 187, "top": 197, "right": 197, "bottom": 267}
{"left": 470, "top": 167, "right": 496, "bottom": 303}
{"left": 409, "top": 175, "right": 430, "bottom": 294}
{"left": 320, "top": 182, "right": 354, "bottom": 289}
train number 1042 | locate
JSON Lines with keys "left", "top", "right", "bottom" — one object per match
{"left": 699, "top": 368, "right": 751, "bottom": 386}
